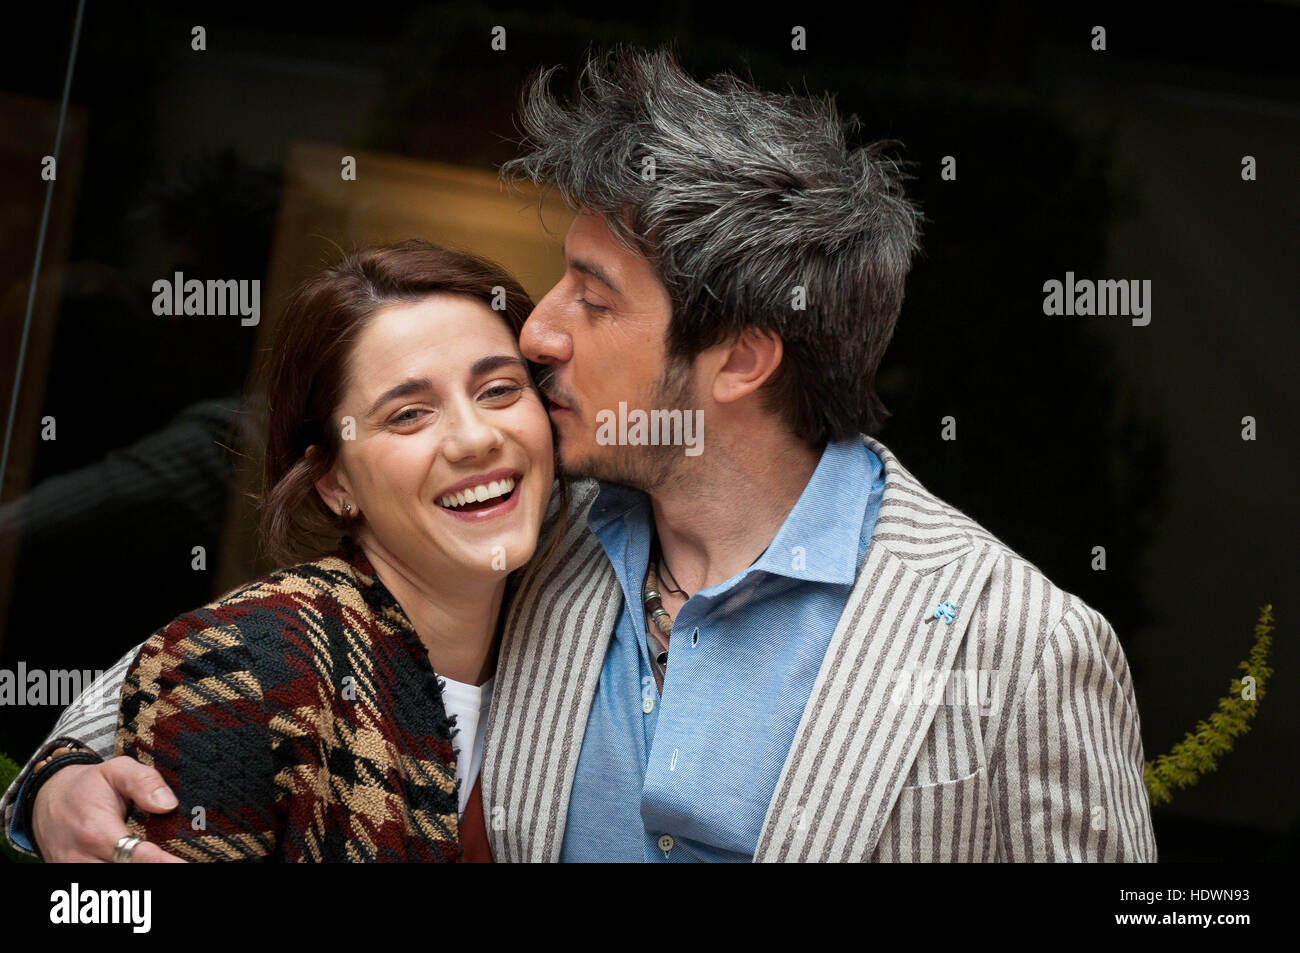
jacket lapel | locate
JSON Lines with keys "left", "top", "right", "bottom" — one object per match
{"left": 481, "top": 480, "right": 621, "bottom": 862}
{"left": 753, "top": 436, "right": 1000, "bottom": 862}
{"left": 485, "top": 437, "right": 1000, "bottom": 864}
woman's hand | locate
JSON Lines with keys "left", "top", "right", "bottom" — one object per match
{"left": 32, "top": 758, "right": 187, "bottom": 862}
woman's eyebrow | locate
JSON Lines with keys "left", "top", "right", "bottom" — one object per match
{"left": 366, "top": 358, "right": 526, "bottom": 417}
{"left": 469, "top": 354, "right": 528, "bottom": 376}
{"left": 367, "top": 377, "right": 433, "bottom": 417}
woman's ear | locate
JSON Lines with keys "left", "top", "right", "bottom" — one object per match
{"left": 307, "top": 445, "right": 353, "bottom": 517}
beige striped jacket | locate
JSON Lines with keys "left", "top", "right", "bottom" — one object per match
{"left": 4, "top": 434, "right": 1156, "bottom": 862}
{"left": 482, "top": 434, "right": 1157, "bottom": 862}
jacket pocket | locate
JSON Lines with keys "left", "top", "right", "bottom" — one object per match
{"left": 871, "top": 769, "right": 993, "bottom": 862}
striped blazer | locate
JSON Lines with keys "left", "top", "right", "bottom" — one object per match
{"left": 4, "top": 435, "right": 1157, "bottom": 862}
{"left": 482, "top": 434, "right": 1157, "bottom": 862}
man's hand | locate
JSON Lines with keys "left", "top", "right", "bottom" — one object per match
{"left": 31, "top": 757, "right": 187, "bottom": 863}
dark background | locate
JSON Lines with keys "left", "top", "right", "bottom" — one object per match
{"left": 0, "top": 1, "right": 1295, "bottom": 861}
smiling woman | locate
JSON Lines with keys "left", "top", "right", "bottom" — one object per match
{"left": 259, "top": 243, "right": 563, "bottom": 567}
{"left": 96, "top": 241, "right": 567, "bottom": 862}
{"left": 305, "top": 290, "right": 554, "bottom": 616}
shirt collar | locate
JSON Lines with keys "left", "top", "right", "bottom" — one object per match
{"left": 747, "top": 437, "right": 874, "bottom": 585}
{"left": 587, "top": 436, "right": 876, "bottom": 588}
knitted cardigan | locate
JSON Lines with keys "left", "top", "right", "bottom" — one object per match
{"left": 115, "top": 542, "right": 483, "bottom": 862}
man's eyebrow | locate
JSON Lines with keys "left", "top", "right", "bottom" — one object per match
{"left": 563, "top": 243, "right": 623, "bottom": 297}
{"left": 366, "top": 377, "right": 433, "bottom": 417}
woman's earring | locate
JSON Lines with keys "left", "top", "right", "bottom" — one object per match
{"left": 341, "top": 502, "right": 354, "bottom": 517}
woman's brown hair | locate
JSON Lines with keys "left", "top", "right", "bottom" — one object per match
{"left": 255, "top": 239, "right": 567, "bottom": 566}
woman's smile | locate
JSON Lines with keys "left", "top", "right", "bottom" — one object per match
{"left": 434, "top": 468, "right": 524, "bottom": 523}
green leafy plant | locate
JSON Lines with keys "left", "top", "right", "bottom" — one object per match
{"left": 1145, "top": 604, "right": 1275, "bottom": 807}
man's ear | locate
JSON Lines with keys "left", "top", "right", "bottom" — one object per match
{"left": 307, "top": 445, "right": 352, "bottom": 517}
{"left": 711, "top": 328, "right": 784, "bottom": 405}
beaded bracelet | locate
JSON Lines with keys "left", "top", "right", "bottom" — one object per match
{"left": 21, "top": 743, "right": 103, "bottom": 858}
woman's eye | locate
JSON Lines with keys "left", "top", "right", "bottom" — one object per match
{"left": 390, "top": 408, "right": 426, "bottom": 425}
{"left": 578, "top": 297, "right": 609, "bottom": 314}
{"left": 481, "top": 383, "right": 527, "bottom": 401}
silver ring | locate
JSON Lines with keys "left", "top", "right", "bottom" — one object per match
{"left": 112, "top": 834, "right": 143, "bottom": 863}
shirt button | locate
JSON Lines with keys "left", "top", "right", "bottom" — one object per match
{"left": 658, "top": 834, "right": 675, "bottom": 854}
{"left": 642, "top": 696, "right": 654, "bottom": 714}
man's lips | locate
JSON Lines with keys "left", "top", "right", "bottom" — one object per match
{"left": 544, "top": 391, "right": 575, "bottom": 414}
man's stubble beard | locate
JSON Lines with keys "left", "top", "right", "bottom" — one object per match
{"left": 557, "top": 359, "right": 695, "bottom": 494}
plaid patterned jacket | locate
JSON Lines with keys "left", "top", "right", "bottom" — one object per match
{"left": 114, "top": 543, "right": 465, "bottom": 861}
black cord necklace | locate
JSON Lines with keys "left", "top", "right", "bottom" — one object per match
{"left": 655, "top": 547, "right": 688, "bottom": 597}
{"left": 653, "top": 535, "right": 769, "bottom": 598}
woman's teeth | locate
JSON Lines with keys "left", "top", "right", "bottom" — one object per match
{"left": 438, "top": 476, "right": 516, "bottom": 509}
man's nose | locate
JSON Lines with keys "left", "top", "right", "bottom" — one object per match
{"left": 520, "top": 288, "right": 573, "bottom": 366}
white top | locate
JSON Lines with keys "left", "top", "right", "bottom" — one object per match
{"left": 439, "top": 674, "right": 494, "bottom": 817}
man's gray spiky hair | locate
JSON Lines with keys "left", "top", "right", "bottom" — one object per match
{"left": 501, "top": 45, "right": 923, "bottom": 442}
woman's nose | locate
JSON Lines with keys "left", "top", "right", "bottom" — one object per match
{"left": 441, "top": 402, "right": 504, "bottom": 462}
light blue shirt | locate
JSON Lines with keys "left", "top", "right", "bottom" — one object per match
{"left": 560, "top": 437, "right": 886, "bottom": 861}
